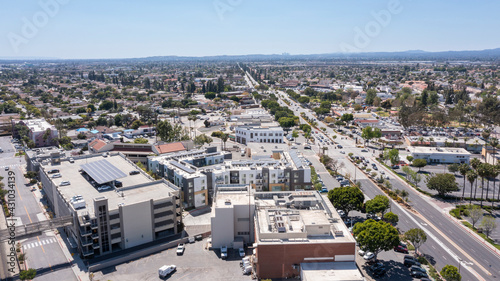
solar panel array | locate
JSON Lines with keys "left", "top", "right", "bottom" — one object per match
{"left": 81, "top": 159, "right": 127, "bottom": 184}
{"left": 289, "top": 151, "right": 303, "bottom": 168}
{"left": 169, "top": 160, "right": 195, "bottom": 174}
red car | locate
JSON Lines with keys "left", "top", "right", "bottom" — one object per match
{"left": 394, "top": 245, "right": 409, "bottom": 254}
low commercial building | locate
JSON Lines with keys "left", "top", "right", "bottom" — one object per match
{"left": 25, "top": 146, "right": 64, "bottom": 172}
{"left": 408, "top": 146, "right": 471, "bottom": 164}
{"left": 235, "top": 125, "right": 284, "bottom": 145}
{"left": 39, "top": 152, "right": 182, "bottom": 259}
{"left": 252, "top": 191, "right": 357, "bottom": 279}
{"left": 12, "top": 118, "right": 58, "bottom": 147}
{"left": 210, "top": 185, "right": 255, "bottom": 249}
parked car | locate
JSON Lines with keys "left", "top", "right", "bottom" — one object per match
{"left": 239, "top": 248, "right": 245, "bottom": 258}
{"left": 411, "top": 265, "right": 427, "bottom": 273}
{"left": 51, "top": 173, "right": 62, "bottom": 178}
{"left": 176, "top": 243, "right": 185, "bottom": 255}
{"left": 221, "top": 246, "right": 228, "bottom": 259}
{"left": 129, "top": 170, "right": 140, "bottom": 175}
{"left": 404, "top": 258, "right": 421, "bottom": 267}
{"left": 369, "top": 261, "right": 385, "bottom": 272}
{"left": 394, "top": 245, "right": 409, "bottom": 253}
{"left": 158, "top": 265, "right": 176, "bottom": 278}
{"left": 410, "top": 271, "right": 428, "bottom": 278}
{"left": 97, "top": 185, "right": 111, "bottom": 191}
{"left": 361, "top": 149, "right": 368, "bottom": 152}
{"left": 340, "top": 150, "right": 345, "bottom": 154}
{"left": 304, "top": 145, "right": 311, "bottom": 149}
{"left": 337, "top": 145, "right": 343, "bottom": 149}
{"left": 372, "top": 268, "right": 387, "bottom": 277}
{"left": 363, "top": 252, "right": 375, "bottom": 260}
{"left": 320, "top": 187, "right": 328, "bottom": 193}
{"left": 392, "top": 165, "right": 400, "bottom": 169}
{"left": 5, "top": 167, "right": 9, "bottom": 171}
{"left": 358, "top": 249, "right": 366, "bottom": 256}
{"left": 60, "top": 181, "right": 71, "bottom": 186}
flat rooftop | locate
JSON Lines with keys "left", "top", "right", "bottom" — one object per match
{"left": 301, "top": 262, "right": 363, "bottom": 281}
{"left": 42, "top": 153, "right": 178, "bottom": 216}
{"left": 409, "top": 146, "right": 471, "bottom": 155}
{"left": 254, "top": 191, "right": 354, "bottom": 244}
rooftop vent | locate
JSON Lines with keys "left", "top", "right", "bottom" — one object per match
{"left": 225, "top": 199, "right": 231, "bottom": 205}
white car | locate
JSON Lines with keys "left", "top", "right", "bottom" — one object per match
{"left": 51, "top": 173, "right": 62, "bottom": 178}
{"left": 221, "top": 246, "right": 228, "bottom": 259}
{"left": 380, "top": 171, "right": 385, "bottom": 175}
{"left": 60, "top": 181, "right": 71, "bottom": 186}
{"left": 97, "top": 185, "right": 111, "bottom": 191}
{"left": 239, "top": 248, "right": 245, "bottom": 257}
{"left": 363, "top": 252, "right": 375, "bottom": 260}
{"left": 358, "top": 249, "right": 366, "bottom": 256}
{"left": 176, "top": 243, "right": 185, "bottom": 255}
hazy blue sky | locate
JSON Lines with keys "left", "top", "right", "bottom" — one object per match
{"left": 1, "top": 0, "right": 499, "bottom": 59}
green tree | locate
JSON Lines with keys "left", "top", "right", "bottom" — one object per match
{"left": 341, "top": 113, "right": 354, "bottom": 122}
{"left": 412, "top": 158, "right": 427, "bottom": 172}
{"left": 292, "top": 130, "right": 299, "bottom": 139}
{"left": 448, "top": 163, "right": 460, "bottom": 175}
{"left": 404, "top": 228, "right": 427, "bottom": 255}
{"left": 388, "top": 149, "right": 399, "bottom": 165}
{"left": 19, "top": 268, "right": 36, "bottom": 280}
{"left": 365, "top": 89, "right": 377, "bottom": 105}
{"left": 353, "top": 219, "right": 400, "bottom": 256}
{"left": 467, "top": 204, "right": 482, "bottom": 228}
{"left": 426, "top": 173, "right": 459, "bottom": 197}
{"left": 440, "top": 265, "right": 461, "bottom": 281}
{"left": 134, "top": 138, "right": 148, "bottom": 144}
{"left": 361, "top": 126, "right": 381, "bottom": 145}
{"left": 384, "top": 212, "right": 399, "bottom": 225}
{"left": 131, "top": 120, "right": 144, "bottom": 130}
{"left": 194, "top": 134, "right": 213, "bottom": 147}
{"left": 365, "top": 195, "right": 390, "bottom": 218}
{"left": 406, "top": 155, "right": 414, "bottom": 162}
{"left": 327, "top": 186, "right": 364, "bottom": 217}
{"left": 278, "top": 117, "right": 296, "bottom": 129}
{"left": 297, "top": 96, "right": 310, "bottom": 104}
{"left": 480, "top": 215, "right": 497, "bottom": 238}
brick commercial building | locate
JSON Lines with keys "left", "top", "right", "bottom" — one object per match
{"left": 252, "top": 191, "right": 358, "bottom": 279}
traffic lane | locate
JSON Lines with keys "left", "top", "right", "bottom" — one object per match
{"left": 22, "top": 234, "right": 77, "bottom": 281}
{"left": 354, "top": 167, "right": 484, "bottom": 280}
{"left": 388, "top": 178, "right": 500, "bottom": 279}
{"left": 12, "top": 165, "right": 42, "bottom": 226}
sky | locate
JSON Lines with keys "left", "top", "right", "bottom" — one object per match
{"left": 1, "top": 0, "right": 499, "bottom": 59}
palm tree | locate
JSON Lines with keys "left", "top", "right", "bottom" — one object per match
{"left": 477, "top": 163, "right": 489, "bottom": 207}
{"left": 467, "top": 170, "right": 478, "bottom": 205}
{"left": 470, "top": 158, "right": 481, "bottom": 200}
{"left": 221, "top": 133, "right": 229, "bottom": 151}
{"left": 458, "top": 163, "right": 470, "bottom": 200}
{"left": 485, "top": 164, "right": 494, "bottom": 203}
{"left": 490, "top": 165, "right": 499, "bottom": 208}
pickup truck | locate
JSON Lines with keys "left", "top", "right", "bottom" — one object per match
{"left": 176, "top": 243, "right": 185, "bottom": 255}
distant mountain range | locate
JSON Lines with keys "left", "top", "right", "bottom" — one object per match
{"left": 2, "top": 48, "right": 500, "bottom": 62}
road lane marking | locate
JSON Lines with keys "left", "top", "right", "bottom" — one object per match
{"left": 24, "top": 206, "right": 32, "bottom": 223}
{"left": 15, "top": 182, "right": 23, "bottom": 201}
{"left": 42, "top": 240, "right": 46, "bottom": 245}
{"left": 37, "top": 236, "right": 45, "bottom": 253}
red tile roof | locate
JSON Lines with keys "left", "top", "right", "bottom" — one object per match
{"left": 155, "top": 142, "right": 186, "bottom": 154}
{"left": 89, "top": 139, "right": 107, "bottom": 151}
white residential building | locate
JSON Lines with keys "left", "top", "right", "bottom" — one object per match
{"left": 235, "top": 125, "right": 284, "bottom": 145}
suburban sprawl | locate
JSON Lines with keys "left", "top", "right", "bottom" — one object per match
{"left": 1, "top": 55, "right": 500, "bottom": 281}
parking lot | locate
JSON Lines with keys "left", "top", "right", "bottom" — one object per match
{"left": 92, "top": 237, "right": 252, "bottom": 281}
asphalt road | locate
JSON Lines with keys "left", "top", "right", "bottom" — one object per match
{"left": 276, "top": 92, "right": 500, "bottom": 281}
{"left": 0, "top": 136, "right": 77, "bottom": 281}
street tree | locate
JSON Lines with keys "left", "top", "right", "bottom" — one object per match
{"left": 194, "top": 134, "right": 213, "bottom": 147}
{"left": 458, "top": 163, "right": 470, "bottom": 199}
{"left": 361, "top": 126, "right": 381, "bottom": 145}
{"left": 480, "top": 215, "right": 497, "bottom": 238}
{"left": 440, "top": 265, "right": 461, "bottom": 281}
{"left": 412, "top": 159, "right": 427, "bottom": 172}
{"left": 426, "top": 173, "right": 459, "bottom": 197}
{"left": 388, "top": 149, "right": 399, "bottom": 166}
{"left": 365, "top": 195, "right": 390, "bottom": 218}
{"left": 466, "top": 170, "right": 478, "bottom": 204}
{"left": 384, "top": 212, "right": 399, "bottom": 225}
{"left": 448, "top": 163, "right": 460, "bottom": 175}
{"left": 467, "top": 204, "right": 482, "bottom": 228}
{"left": 404, "top": 228, "right": 427, "bottom": 255}
{"left": 353, "top": 219, "right": 400, "bottom": 256}
{"left": 327, "top": 186, "right": 364, "bottom": 217}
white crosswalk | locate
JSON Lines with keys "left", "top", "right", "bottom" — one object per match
{"left": 23, "top": 238, "right": 57, "bottom": 250}
{"left": 0, "top": 164, "right": 22, "bottom": 169}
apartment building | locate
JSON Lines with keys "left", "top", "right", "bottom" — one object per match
{"left": 12, "top": 118, "right": 58, "bottom": 147}
{"left": 149, "top": 149, "right": 311, "bottom": 209}
{"left": 39, "top": 152, "right": 182, "bottom": 259}
{"left": 235, "top": 125, "right": 284, "bottom": 144}
{"left": 252, "top": 191, "right": 358, "bottom": 279}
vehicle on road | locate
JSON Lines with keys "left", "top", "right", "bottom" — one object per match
{"left": 158, "top": 265, "right": 176, "bottom": 278}
{"left": 320, "top": 187, "right": 328, "bottom": 193}
{"left": 340, "top": 150, "right": 345, "bottom": 154}
{"left": 129, "top": 170, "right": 140, "bottom": 175}
{"left": 221, "top": 246, "right": 228, "bottom": 259}
{"left": 176, "top": 243, "right": 185, "bottom": 255}
{"left": 5, "top": 167, "right": 9, "bottom": 171}
{"left": 361, "top": 149, "right": 368, "bottom": 152}
{"left": 337, "top": 145, "right": 343, "bottom": 149}
{"left": 304, "top": 145, "right": 311, "bottom": 149}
